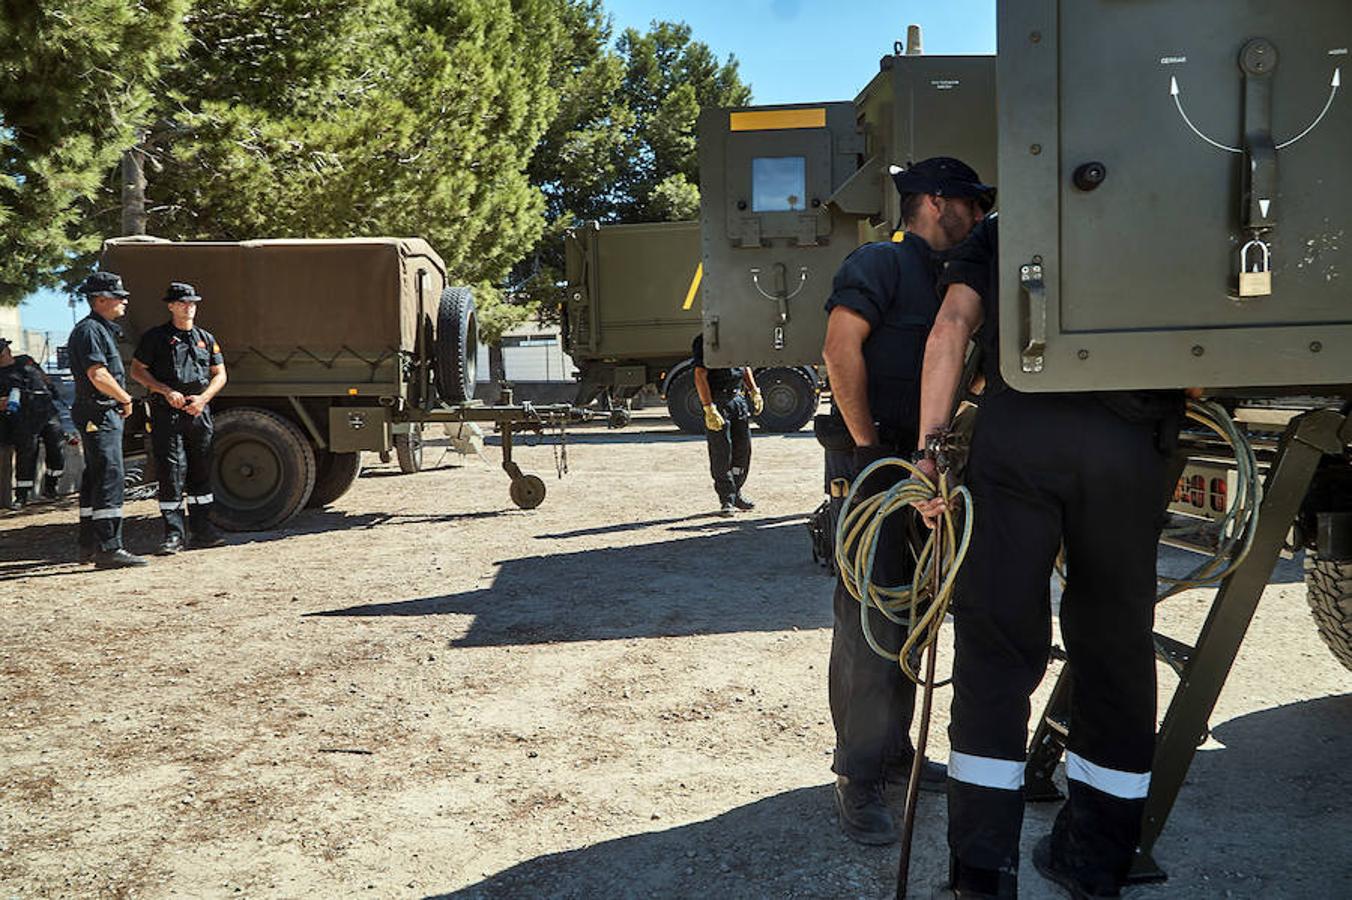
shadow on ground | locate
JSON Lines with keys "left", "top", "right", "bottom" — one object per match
{"left": 307, "top": 513, "right": 832, "bottom": 645}
{"left": 430, "top": 696, "right": 1350, "bottom": 900}
{"left": 428, "top": 784, "right": 951, "bottom": 900}
{"left": 0, "top": 503, "right": 516, "bottom": 578}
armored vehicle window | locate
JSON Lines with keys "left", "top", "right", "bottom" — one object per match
{"left": 752, "top": 157, "right": 806, "bottom": 211}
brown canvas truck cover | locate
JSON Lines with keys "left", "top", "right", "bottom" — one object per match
{"left": 102, "top": 237, "right": 447, "bottom": 390}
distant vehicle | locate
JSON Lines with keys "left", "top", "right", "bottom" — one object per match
{"left": 563, "top": 220, "right": 820, "bottom": 434}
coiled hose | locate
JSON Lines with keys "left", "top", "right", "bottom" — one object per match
{"left": 833, "top": 458, "right": 973, "bottom": 685}
{"left": 835, "top": 400, "right": 1261, "bottom": 683}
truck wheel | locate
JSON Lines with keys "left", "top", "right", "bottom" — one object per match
{"left": 509, "top": 473, "right": 546, "bottom": 510}
{"left": 665, "top": 368, "right": 705, "bottom": 435}
{"left": 435, "top": 286, "right": 478, "bottom": 405}
{"left": 395, "top": 427, "right": 424, "bottom": 474}
{"left": 753, "top": 366, "right": 818, "bottom": 433}
{"left": 1305, "top": 554, "right": 1352, "bottom": 672}
{"left": 210, "top": 407, "right": 316, "bottom": 531}
{"left": 308, "top": 450, "right": 362, "bottom": 507}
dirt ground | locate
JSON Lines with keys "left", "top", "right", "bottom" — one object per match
{"left": 1, "top": 408, "right": 1349, "bottom": 899}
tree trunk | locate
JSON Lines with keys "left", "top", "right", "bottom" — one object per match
{"left": 121, "top": 137, "right": 147, "bottom": 236}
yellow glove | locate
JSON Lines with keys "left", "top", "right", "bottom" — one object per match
{"left": 750, "top": 387, "right": 764, "bottom": 416}
{"left": 703, "top": 403, "right": 726, "bottom": 431}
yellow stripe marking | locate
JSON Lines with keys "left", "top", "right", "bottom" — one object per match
{"left": 682, "top": 262, "right": 704, "bottom": 310}
{"left": 729, "top": 108, "right": 827, "bottom": 132}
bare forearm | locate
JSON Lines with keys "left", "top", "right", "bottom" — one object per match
{"left": 200, "top": 369, "right": 227, "bottom": 404}
{"left": 693, "top": 367, "right": 713, "bottom": 406}
{"left": 89, "top": 367, "right": 132, "bottom": 404}
{"left": 916, "top": 319, "right": 972, "bottom": 449}
{"left": 130, "top": 361, "right": 173, "bottom": 398}
{"left": 825, "top": 352, "right": 877, "bottom": 446}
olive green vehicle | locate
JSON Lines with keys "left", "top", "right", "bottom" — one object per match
{"left": 694, "top": 4, "right": 1350, "bottom": 882}
{"left": 563, "top": 220, "right": 820, "bottom": 433}
{"left": 103, "top": 237, "right": 582, "bottom": 530}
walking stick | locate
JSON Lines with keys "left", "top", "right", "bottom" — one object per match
{"left": 896, "top": 509, "right": 944, "bottom": 899}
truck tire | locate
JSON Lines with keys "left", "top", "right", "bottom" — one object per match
{"left": 665, "top": 368, "right": 705, "bottom": 435}
{"left": 210, "top": 407, "right": 316, "bottom": 531}
{"left": 395, "top": 427, "right": 423, "bottom": 474}
{"left": 308, "top": 449, "right": 362, "bottom": 507}
{"left": 1305, "top": 554, "right": 1352, "bottom": 672}
{"left": 435, "top": 286, "right": 478, "bottom": 405}
{"left": 753, "top": 366, "right": 818, "bottom": 433}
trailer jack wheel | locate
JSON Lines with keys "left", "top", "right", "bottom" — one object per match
{"left": 509, "top": 474, "right": 546, "bottom": 510}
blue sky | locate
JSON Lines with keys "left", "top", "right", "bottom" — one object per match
{"left": 17, "top": 1, "right": 996, "bottom": 339}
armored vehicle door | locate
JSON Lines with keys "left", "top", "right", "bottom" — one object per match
{"left": 697, "top": 102, "right": 870, "bottom": 368}
{"left": 998, "top": 1, "right": 1352, "bottom": 390}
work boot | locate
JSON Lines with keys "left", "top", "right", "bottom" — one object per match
{"left": 733, "top": 493, "right": 756, "bottom": 510}
{"left": 78, "top": 545, "right": 97, "bottom": 564}
{"left": 12, "top": 488, "right": 29, "bottom": 509}
{"left": 718, "top": 498, "right": 736, "bottom": 517}
{"left": 190, "top": 525, "right": 227, "bottom": 549}
{"left": 94, "top": 548, "right": 149, "bottom": 569}
{"left": 935, "top": 858, "right": 1019, "bottom": 899}
{"left": 1033, "top": 835, "right": 1120, "bottom": 899}
{"left": 157, "top": 534, "right": 185, "bottom": 556}
{"left": 42, "top": 473, "right": 60, "bottom": 499}
{"left": 833, "top": 776, "right": 897, "bottom": 845}
{"left": 5, "top": 496, "right": 20, "bottom": 511}
{"left": 885, "top": 756, "right": 948, "bottom": 794}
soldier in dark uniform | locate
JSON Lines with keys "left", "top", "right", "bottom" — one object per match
{"left": 6, "top": 341, "right": 71, "bottom": 500}
{"left": 819, "top": 157, "right": 992, "bottom": 845}
{"left": 914, "top": 215, "right": 1184, "bottom": 899}
{"left": 68, "top": 272, "right": 148, "bottom": 568}
{"left": 691, "top": 332, "right": 762, "bottom": 516}
{"left": 0, "top": 338, "right": 70, "bottom": 507}
{"left": 131, "top": 282, "right": 228, "bottom": 554}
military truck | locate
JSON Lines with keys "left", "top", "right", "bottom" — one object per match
{"left": 103, "top": 237, "right": 580, "bottom": 530}
{"left": 693, "top": 6, "right": 1350, "bottom": 879}
{"left": 563, "top": 220, "right": 821, "bottom": 433}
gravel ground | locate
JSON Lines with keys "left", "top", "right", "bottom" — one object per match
{"left": 1, "top": 407, "right": 1349, "bottom": 899}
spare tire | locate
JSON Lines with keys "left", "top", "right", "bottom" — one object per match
{"left": 435, "top": 286, "right": 478, "bottom": 404}
{"left": 210, "top": 407, "right": 316, "bottom": 531}
{"left": 308, "top": 449, "right": 362, "bottom": 507}
{"left": 665, "top": 367, "right": 705, "bottom": 435}
{"left": 753, "top": 366, "right": 818, "bottom": 433}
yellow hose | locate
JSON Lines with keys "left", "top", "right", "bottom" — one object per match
{"left": 833, "top": 457, "right": 972, "bottom": 684}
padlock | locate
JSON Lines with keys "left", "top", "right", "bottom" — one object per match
{"left": 1238, "top": 239, "right": 1272, "bottom": 297}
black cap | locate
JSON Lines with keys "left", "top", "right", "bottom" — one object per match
{"left": 77, "top": 271, "right": 130, "bottom": 298}
{"left": 891, "top": 156, "right": 996, "bottom": 212}
{"left": 162, "top": 282, "right": 202, "bottom": 303}
{"left": 0, "top": 337, "right": 11, "bottom": 350}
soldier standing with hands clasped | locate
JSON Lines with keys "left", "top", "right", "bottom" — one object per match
{"left": 691, "top": 332, "right": 762, "bottom": 516}
{"left": 131, "top": 282, "right": 228, "bottom": 554}
{"left": 820, "top": 157, "right": 991, "bottom": 845}
{"left": 69, "top": 272, "right": 148, "bottom": 568}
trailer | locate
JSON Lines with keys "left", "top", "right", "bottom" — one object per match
{"left": 103, "top": 237, "right": 583, "bottom": 530}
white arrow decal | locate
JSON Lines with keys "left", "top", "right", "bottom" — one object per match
{"left": 1170, "top": 76, "right": 1242, "bottom": 153}
{"left": 1259, "top": 198, "right": 1271, "bottom": 217}
{"left": 1276, "top": 67, "right": 1341, "bottom": 150}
